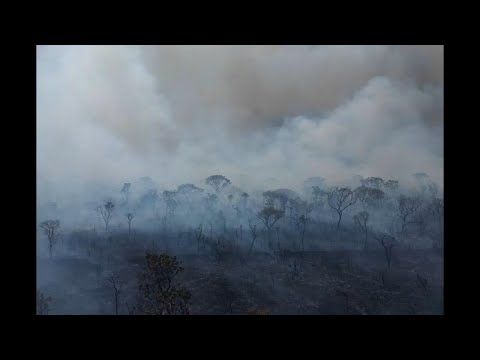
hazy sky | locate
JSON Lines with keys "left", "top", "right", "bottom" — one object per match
{"left": 37, "top": 45, "right": 443, "bottom": 201}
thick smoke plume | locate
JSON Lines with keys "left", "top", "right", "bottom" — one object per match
{"left": 37, "top": 45, "right": 443, "bottom": 203}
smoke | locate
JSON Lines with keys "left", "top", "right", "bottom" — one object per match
{"left": 36, "top": 45, "right": 443, "bottom": 203}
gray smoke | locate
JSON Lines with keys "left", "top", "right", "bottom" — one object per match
{"left": 36, "top": 45, "right": 443, "bottom": 203}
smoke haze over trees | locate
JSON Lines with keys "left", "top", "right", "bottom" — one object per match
{"left": 36, "top": 45, "right": 443, "bottom": 315}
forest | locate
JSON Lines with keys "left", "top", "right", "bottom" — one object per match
{"left": 37, "top": 173, "right": 443, "bottom": 315}
{"left": 37, "top": 45, "right": 443, "bottom": 315}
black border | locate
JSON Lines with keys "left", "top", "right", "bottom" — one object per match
{"left": 22, "top": 41, "right": 453, "bottom": 342}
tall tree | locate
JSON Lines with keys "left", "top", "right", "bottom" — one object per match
{"left": 327, "top": 187, "right": 358, "bottom": 231}
{"left": 96, "top": 201, "right": 115, "bottom": 232}
{"left": 353, "top": 211, "right": 369, "bottom": 249}
{"left": 39, "top": 219, "right": 60, "bottom": 259}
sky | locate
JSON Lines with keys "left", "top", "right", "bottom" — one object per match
{"left": 36, "top": 45, "right": 443, "bottom": 203}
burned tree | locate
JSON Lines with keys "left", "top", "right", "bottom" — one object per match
{"left": 39, "top": 219, "right": 60, "bottom": 259}
{"left": 397, "top": 195, "right": 422, "bottom": 234}
{"left": 291, "top": 199, "right": 313, "bottom": 253}
{"left": 195, "top": 224, "right": 204, "bottom": 254}
{"left": 258, "top": 207, "right": 285, "bottom": 249}
{"left": 327, "top": 187, "right": 358, "bottom": 231}
{"left": 108, "top": 273, "right": 121, "bottom": 315}
{"left": 205, "top": 175, "right": 231, "bottom": 193}
{"left": 374, "top": 234, "right": 396, "bottom": 271}
{"left": 247, "top": 220, "right": 257, "bottom": 254}
{"left": 138, "top": 252, "right": 191, "bottom": 315}
{"left": 353, "top": 211, "right": 369, "bottom": 249}
{"left": 96, "top": 201, "right": 115, "bottom": 232}
{"left": 125, "top": 213, "right": 134, "bottom": 237}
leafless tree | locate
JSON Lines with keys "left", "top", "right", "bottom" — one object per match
{"left": 353, "top": 211, "right": 369, "bottom": 250}
{"left": 247, "top": 220, "right": 257, "bottom": 254}
{"left": 327, "top": 187, "right": 358, "bottom": 231}
{"left": 39, "top": 219, "right": 60, "bottom": 259}
{"left": 195, "top": 224, "right": 203, "bottom": 254}
{"left": 258, "top": 207, "right": 285, "bottom": 249}
{"left": 96, "top": 201, "right": 115, "bottom": 232}
{"left": 416, "top": 272, "right": 429, "bottom": 296}
{"left": 397, "top": 195, "right": 422, "bottom": 234}
{"left": 292, "top": 199, "right": 313, "bottom": 253}
{"left": 125, "top": 213, "right": 134, "bottom": 237}
{"left": 374, "top": 234, "right": 396, "bottom": 271}
{"left": 205, "top": 175, "right": 231, "bottom": 193}
{"left": 108, "top": 273, "right": 121, "bottom": 315}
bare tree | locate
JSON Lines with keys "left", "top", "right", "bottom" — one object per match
{"left": 195, "top": 224, "right": 203, "bottom": 254}
{"left": 205, "top": 175, "right": 231, "bottom": 193}
{"left": 96, "top": 201, "right": 115, "bottom": 232}
{"left": 247, "top": 220, "right": 257, "bottom": 254}
{"left": 108, "top": 273, "right": 121, "bottom": 315}
{"left": 39, "top": 219, "right": 60, "bottom": 259}
{"left": 327, "top": 187, "right": 358, "bottom": 231}
{"left": 293, "top": 214, "right": 309, "bottom": 253}
{"left": 353, "top": 211, "right": 369, "bottom": 249}
{"left": 416, "top": 272, "right": 429, "bottom": 296}
{"left": 291, "top": 198, "right": 313, "bottom": 253}
{"left": 397, "top": 195, "right": 422, "bottom": 234}
{"left": 125, "top": 213, "right": 134, "bottom": 237}
{"left": 37, "top": 291, "right": 53, "bottom": 315}
{"left": 374, "top": 234, "right": 396, "bottom": 271}
{"left": 258, "top": 207, "right": 285, "bottom": 249}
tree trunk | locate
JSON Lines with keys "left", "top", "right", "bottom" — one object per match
{"left": 336, "top": 212, "right": 342, "bottom": 231}
{"left": 301, "top": 228, "right": 305, "bottom": 253}
{"left": 49, "top": 244, "right": 53, "bottom": 259}
{"left": 384, "top": 247, "right": 391, "bottom": 271}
